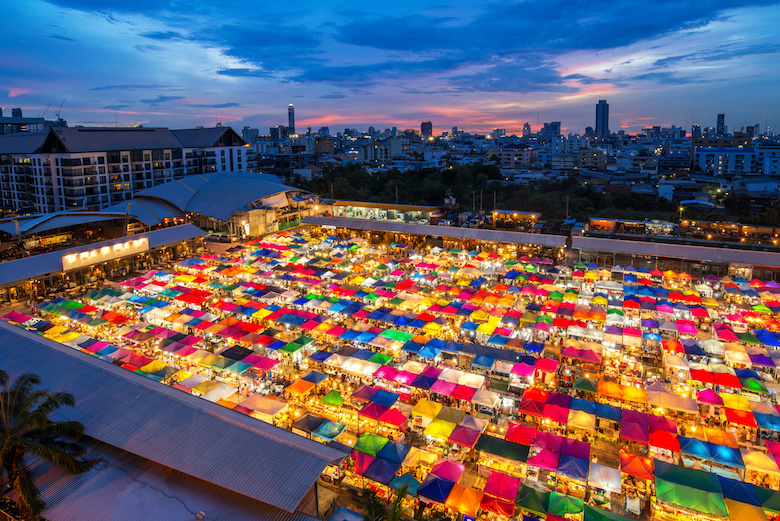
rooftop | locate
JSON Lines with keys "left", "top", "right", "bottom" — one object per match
{"left": 0, "top": 321, "right": 344, "bottom": 512}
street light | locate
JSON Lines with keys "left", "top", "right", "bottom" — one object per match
{"left": 679, "top": 206, "right": 684, "bottom": 223}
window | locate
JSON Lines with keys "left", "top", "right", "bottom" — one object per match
{"left": 152, "top": 150, "right": 164, "bottom": 161}
{"left": 122, "top": 155, "right": 129, "bottom": 163}
{"left": 130, "top": 151, "right": 143, "bottom": 162}
{"left": 143, "top": 154, "right": 151, "bottom": 162}
{"left": 98, "top": 157, "right": 105, "bottom": 164}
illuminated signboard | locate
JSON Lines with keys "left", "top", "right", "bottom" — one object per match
{"left": 61, "top": 238, "right": 149, "bottom": 271}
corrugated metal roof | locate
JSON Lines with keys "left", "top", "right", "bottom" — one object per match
{"left": 0, "top": 131, "right": 48, "bottom": 154}
{"left": 102, "top": 198, "right": 184, "bottom": 226}
{"left": 303, "top": 216, "right": 568, "bottom": 247}
{"left": 116, "top": 172, "right": 303, "bottom": 223}
{"left": 172, "top": 127, "right": 244, "bottom": 148}
{"left": 14, "top": 438, "right": 320, "bottom": 521}
{"left": 0, "top": 223, "right": 205, "bottom": 287}
{"left": 52, "top": 127, "right": 184, "bottom": 153}
{"left": 0, "top": 323, "right": 344, "bottom": 512}
{"left": 572, "top": 236, "right": 780, "bottom": 267}
{"left": 0, "top": 211, "right": 129, "bottom": 237}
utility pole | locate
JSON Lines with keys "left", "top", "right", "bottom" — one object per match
{"left": 480, "top": 190, "right": 483, "bottom": 213}
{"left": 566, "top": 195, "right": 569, "bottom": 219}
{"left": 493, "top": 190, "right": 496, "bottom": 211}
{"left": 472, "top": 190, "right": 476, "bottom": 213}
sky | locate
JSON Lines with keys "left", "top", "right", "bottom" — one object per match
{"left": 3, "top": 0, "right": 780, "bottom": 135}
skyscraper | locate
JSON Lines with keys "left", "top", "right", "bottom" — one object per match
{"left": 522, "top": 123, "right": 531, "bottom": 136}
{"left": 716, "top": 113, "right": 725, "bottom": 136}
{"left": 421, "top": 121, "right": 433, "bottom": 140}
{"left": 595, "top": 100, "right": 609, "bottom": 140}
{"left": 288, "top": 104, "right": 295, "bottom": 135}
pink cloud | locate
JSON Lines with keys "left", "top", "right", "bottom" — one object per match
{"left": 7, "top": 88, "right": 31, "bottom": 97}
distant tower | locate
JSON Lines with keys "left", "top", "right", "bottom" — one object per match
{"left": 716, "top": 113, "right": 725, "bottom": 136}
{"left": 288, "top": 104, "right": 295, "bottom": 134}
{"left": 421, "top": 121, "right": 433, "bottom": 139}
{"left": 595, "top": 100, "right": 609, "bottom": 140}
{"left": 691, "top": 124, "right": 702, "bottom": 138}
{"left": 522, "top": 122, "right": 531, "bottom": 136}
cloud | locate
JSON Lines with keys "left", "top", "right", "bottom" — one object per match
{"left": 140, "top": 30, "right": 185, "bottom": 40}
{"left": 134, "top": 44, "right": 163, "bottom": 53}
{"left": 139, "top": 95, "right": 185, "bottom": 105}
{"left": 215, "top": 68, "right": 272, "bottom": 78}
{"left": 187, "top": 102, "right": 240, "bottom": 108}
{"left": 90, "top": 84, "right": 183, "bottom": 91}
{"left": 50, "top": 34, "right": 76, "bottom": 41}
{"left": 103, "top": 104, "right": 128, "bottom": 110}
{"left": 318, "top": 92, "right": 346, "bottom": 99}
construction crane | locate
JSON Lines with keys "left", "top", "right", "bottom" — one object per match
{"left": 39, "top": 104, "right": 51, "bottom": 118}
{"left": 55, "top": 99, "right": 65, "bottom": 119}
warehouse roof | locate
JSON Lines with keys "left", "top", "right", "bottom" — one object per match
{"left": 573, "top": 236, "right": 780, "bottom": 268}
{"left": 0, "top": 322, "right": 344, "bottom": 512}
{"left": 0, "top": 223, "right": 205, "bottom": 287}
{"left": 303, "top": 216, "right": 567, "bottom": 248}
{"left": 104, "top": 172, "right": 308, "bottom": 224}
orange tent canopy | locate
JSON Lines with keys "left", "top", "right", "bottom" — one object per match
{"left": 286, "top": 379, "right": 315, "bottom": 395}
{"left": 445, "top": 483, "right": 484, "bottom": 517}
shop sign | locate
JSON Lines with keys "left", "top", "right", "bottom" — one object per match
{"left": 62, "top": 238, "right": 149, "bottom": 271}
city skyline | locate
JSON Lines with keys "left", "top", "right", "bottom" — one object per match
{"left": 3, "top": 1, "right": 780, "bottom": 134}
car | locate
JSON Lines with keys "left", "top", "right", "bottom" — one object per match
{"left": 417, "top": 219, "right": 429, "bottom": 225}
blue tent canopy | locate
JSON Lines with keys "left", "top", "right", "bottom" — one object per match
{"left": 557, "top": 454, "right": 589, "bottom": 481}
{"left": 310, "top": 350, "right": 332, "bottom": 362}
{"left": 410, "top": 374, "right": 438, "bottom": 390}
{"left": 594, "top": 403, "right": 621, "bottom": 422}
{"left": 378, "top": 442, "right": 411, "bottom": 464}
{"left": 363, "top": 457, "right": 402, "bottom": 485}
{"left": 418, "top": 475, "right": 455, "bottom": 503}
{"left": 570, "top": 398, "right": 598, "bottom": 414}
{"left": 311, "top": 420, "right": 346, "bottom": 441}
{"left": 717, "top": 475, "right": 760, "bottom": 506}
{"left": 302, "top": 371, "right": 329, "bottom": 384}
{"left": 679, "top": 436, "right": 712, "bottom": 460}
{"left": 471, "top": 355, "right": 495, "bottom": 369}
{"left": 328, "top": 506, "right": 363, "bottom": 521}
{"left": 372, "top": 389, "right": 400, "bottom": 407}
{"left": 417, "top": 346, "right": 441, "bottom": 359}
{"left": 390, "top": 472, "right": 421, "bottom": 496}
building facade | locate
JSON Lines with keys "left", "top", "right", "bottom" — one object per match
{"left": 0, "top": 126, "right": 247, "bottom": 212}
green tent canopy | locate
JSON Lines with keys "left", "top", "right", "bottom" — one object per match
{"left": 654, "top": 461, "right": 728, "bottom": 518}
{"left": 757, "top": 486, "right": 780, "bottom": 514}
{"left": 368, "top": 353, "right": 392, "bottom": 365}
{"left": 381, "top": 330, "right": 414, "bottom": 342}
{"left": 583, "top": 504, "right": 635, "bottom": 521}
{"left": 475, "top": 435, "right": 529, "bottom": 463}
{"left": 353, "top": 433, "right": 389, "bottom": 456}
{"left": 515, "top": 484, "right": 550, "bottom": 516}
{"left": 320, "top": 390, "right": 345, "bottom": 407}
{"left": 548, "top": 492, "right": 584, "bottom": 516}
{"left": 574, "top": 377, "right": 598, "bottom": 393}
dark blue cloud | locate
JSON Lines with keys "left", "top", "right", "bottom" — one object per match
{"left": 318, "top": 92, "right": 346, "bottom": 99}
{"left": 103, "top": 104, "right": 128, "bottom": 110}
{"left": 140, "top": 30, "right": 185, "bottom": 40}
{"left": 139, "top": 95, "right": 185, "bottom": 105}
{"left": 188, "top": 102, "right": 240, "bottom": 108}
{"left": 50, "top": 34, "right": 76, "bottom": 41}
{"left": 215, "top": 68, "right": 272, "bottom": 78}
{"left": 90, "top": 84, "right": 182, "bottom": 91}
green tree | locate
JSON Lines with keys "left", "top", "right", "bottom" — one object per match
{"left": 362, "top": 484, "right": 408, "bottom": 521}
{"left": 0, "top": 371, "right": 97, "bottom": 520}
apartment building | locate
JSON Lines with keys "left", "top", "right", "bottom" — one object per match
{"left": 0, "top": 126, "right": 247, "bottom": 212}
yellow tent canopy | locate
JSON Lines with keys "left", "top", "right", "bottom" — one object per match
{"left": 424, "top": 418, "right": 457, "bottom": 440}
{"left": 412, "top": 398, "right": 443, "bottom": 419}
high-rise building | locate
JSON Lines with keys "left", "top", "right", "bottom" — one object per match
{"left": 421, "top": 121, "right": 433, "bottom": 140}
{"left": 716, "top": 113, "right": 725, "bottom": 136}
{"left": 542, "top": 122, "right": 561, "bottom": 136}
{"left": 242, "top": 126, "right": 259, "bottom": 144}
{"left": 691, "top": 124, "right": 702, "bottom": 138}
{"left": 288, "top": 104, "right": 295, "bottom": 135}
{"left": 595, "top": 100, "right": 609, "bottom": 140}
{"left": 11, "top": 108, "right": 22, "bottom": 118}
{"left": 522, "top": 123, "right": 531, "bottom": 136}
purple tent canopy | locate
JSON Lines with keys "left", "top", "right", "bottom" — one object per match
{"left": 448, "top": 426, "right": 481, "bottom": 448}
{"left": 546, "top": 391, "right": 572, "bottom": 408}
{"left": 560, "top": 438, "right": 590, "bottom": 460}
{"left": 621, "top": 409, "right": 649, "bottom": 426}
{"left": 620, "top": 421, "right": 649, "bottom": 444}
{"left": 533, "top": 431, "right": 563, "bottom": 452}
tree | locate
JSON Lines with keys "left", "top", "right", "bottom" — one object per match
{"left": 0, "top": 371, "right": 97, "bottom": 520}
{"left": 362, "top": 484, "right": 408, "bottom": 521}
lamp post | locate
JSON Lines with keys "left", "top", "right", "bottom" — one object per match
{"left": 679, "top": 206, "right": 683, "bottom": 223}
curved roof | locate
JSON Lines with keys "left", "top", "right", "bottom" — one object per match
{"left": 0, "top": 211, "right": 129, "bottom": 237}
{"left": 104, "top": 172, "right": 307, "bottom": 225}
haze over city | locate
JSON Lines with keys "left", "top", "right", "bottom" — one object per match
{"left": 3, "top": 0, "right": 780, "bottom": 134}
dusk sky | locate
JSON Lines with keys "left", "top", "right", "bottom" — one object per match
{"left": 3, "top": 0, "right": 780, "bottom": 135}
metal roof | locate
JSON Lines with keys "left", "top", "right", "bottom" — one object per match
{"left": 115, "top": 172, "right": 303, "bottom": 223}
{"left": 0, "top": 131, "right": 48, "bottom": 154}
{"left": 572, "top": 236, "right": 780, "bottom": 267}
{"left": 51, "top": 127, "right": 184, "bottom": 153}
{"left": 303, "top": 216, "right": 568, "bottom": 247}
{"left": 0, "top": 323, "right": 344, "bottom": 512}
{"left": 0, "top": 223, "right": 205, "bottom": 287}
{"left": 172, "top": 127, "right": 244, "bottom": 148}
{"left": 0, "top": 211, "right": 129, "bottom": 237}
{"left": 102, "top": 198, "right": 185, "bottom": 226}
{"left": 16, "top": 439, "right": 320, "bottom": 521}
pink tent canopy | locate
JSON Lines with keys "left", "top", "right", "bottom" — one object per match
{"left": 696, "top": 389, "right": 723, "bottom": 405}
{"left": 378, "top": 408, "right": 407, "bottom": 427}
{"left": 374, "top": 366, "right": 398, "bottom": 380}
{"left": 450, "top": 385, "right": 477, "bottom": 401}
{"left": 505, "top": 423, "right": 537, "bottom": 445}
{"left": 542, "top": 403, "right": 570, "bottom": 424}
{"left": 359, "top": 402, "right": 390, "bottom": 420}
{"left": 527, "top": 448, "right": 560, "bottom": 471}
{"left": 511, "top": 362, "right": 535, "bottom": 377}
{"left": 430, "top": 458, "right": 465, "bottom": 482}
{"left": 535, "top": 358, "right": 559, "bottom": 373}
{"left": 351, "top": 450, "right": 376, "bottom": 474}
{"left": 448, "top": 426, "right": 481, "bottom": 448}
{"left": 483, "top": 471, "right": 521, "bottom": 501}
{"left": 430, "top": 379, "right": 457, "bottom": 396}
{"left": 533, "top": 431, "right": 563, "bottom": 452}
{"left": 393, "top": 371, "right": 417, "bottom": 385}
{"left": 620, "top": 422, "right": 650, "bottom": 444}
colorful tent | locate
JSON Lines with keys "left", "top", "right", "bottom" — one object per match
{"left": 445, "top": 483, "right": 483, "bottom": 517}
